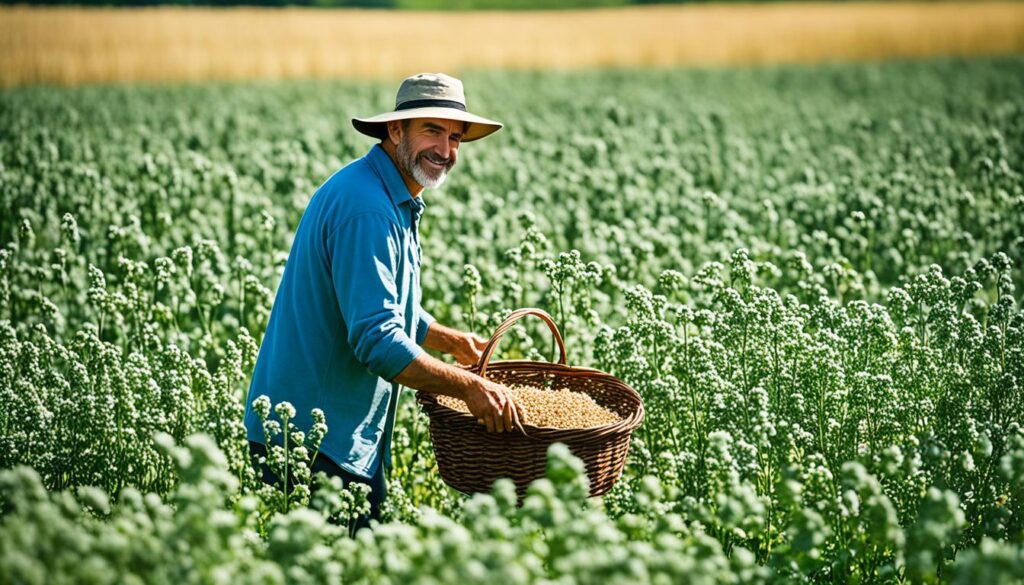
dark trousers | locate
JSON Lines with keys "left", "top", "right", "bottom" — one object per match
{"left": 248, "top": 440, "right": 387, "bottom": 533}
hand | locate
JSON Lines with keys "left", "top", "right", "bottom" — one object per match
{"left": 463, "top": 379, "right": 525, "bottom": 433}
{"left": 450, "top": 332, "right": 488, "bottom": 366}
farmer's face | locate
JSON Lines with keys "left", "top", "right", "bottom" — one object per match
{"left": 393, "top": 118, "right": 466, "bottom": 189}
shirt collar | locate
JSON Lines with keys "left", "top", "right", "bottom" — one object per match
{"left": 366, "top": 143, "right": 425, "bottom": 215}
{"left": 410, "top": 192, "right": 426, "bottom": 223}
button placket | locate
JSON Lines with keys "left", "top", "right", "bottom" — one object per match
{"left": 410, "top": 198, "right": 424, "bottom": 266}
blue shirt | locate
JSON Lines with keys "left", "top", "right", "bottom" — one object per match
{"left": 243, "top": 143, "right": 435, "bottom": 479}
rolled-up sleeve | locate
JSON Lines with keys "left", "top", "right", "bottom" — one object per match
{"left": 416, "top": 305, "right": 436, "bottom": 346}
{"left": 328, "top": 212, "right": 423, "bottom": 381}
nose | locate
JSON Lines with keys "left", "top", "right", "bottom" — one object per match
{"left": 433, "top": 141, "right": 450, "bottom": 160}
{"left": 433, "top": 135, "right": 455, "bottom": 161}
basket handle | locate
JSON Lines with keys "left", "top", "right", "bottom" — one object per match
{"left": 476, "top": 308, "right": 568, "bottom": 380}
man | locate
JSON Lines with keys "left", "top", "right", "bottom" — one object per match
{"left": 243, "top": 73, "right": 522, "bottom": 530}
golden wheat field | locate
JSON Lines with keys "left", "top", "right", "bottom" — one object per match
{"left": 1, "top": 2, "right": 1023, "bottom": 87}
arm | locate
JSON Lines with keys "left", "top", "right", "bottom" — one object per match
{"left": 420, "top": 319, "right": 489, "bottom": 366}
{"left": 329, "top": 212, "right": 520, "bottom": 432}
{"left": 329, "top": 212, "right": 425, "bottom": 382}
{"left": 394, "top": 352, "right": 523, "bottom": 434}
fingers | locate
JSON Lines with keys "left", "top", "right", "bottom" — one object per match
{"left": 503, "top": 390, "right": 519, "bottom": 433}
{"left": 459, "top": 335, "right": 487, "bottom": 366}
{"left": 472, "top": 389, "right": 501, "bottom": 433}
{"left": 481, "top": 412, "right": 495, "bottom": 433}
{"left": 480, "top": 407, "right": 522, "bottom": 434}
{"left": 496, "top": 390, "right": 525, "bottom": 434}
{"left": 503, "top": 398, "right": 514, "bottom": 432}
{"left": 511, "top": 398, "right": 525, "bottom": 431}
{"left": 474, "top": 384, "right": 524, "bottom": 434}
{"left": 493, "top": 395, "right": 508, "bottom": 433}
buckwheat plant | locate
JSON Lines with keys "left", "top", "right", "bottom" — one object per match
{"left": 462, "top": 263, "right": 482, "bottom": 334}
{"left": 251, "top": 395, "right": 334, "bottom": 519}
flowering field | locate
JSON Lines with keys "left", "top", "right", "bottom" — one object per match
{"left": 1, "top": 57, "right": 1023, "bottom": 582}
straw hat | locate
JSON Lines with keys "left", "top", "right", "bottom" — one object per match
{"left": 353, "top": 73, "right": 503, "bottom": 143}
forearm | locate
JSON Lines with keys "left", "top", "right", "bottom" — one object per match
{"left": 396, "top": 341, "right": 524, "bottom": 434}
{"left": 421, "top": 320, "right": 464, "bottom": 353}
{"left": 394, "top": 351, "right": 479, "bottom": 400}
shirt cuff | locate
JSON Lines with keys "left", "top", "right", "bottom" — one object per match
{"left": 376, "top": 334, "right": 425, "bottom": 382}
{"left": 416, "top": 307, "right": 436, "bottom": 346}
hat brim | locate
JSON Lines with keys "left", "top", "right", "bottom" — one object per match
{"left": 352, "top": 107, "right": 503, "bottom": 142}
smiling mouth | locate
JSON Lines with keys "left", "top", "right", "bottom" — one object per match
{"left": 423, "top": 157, "right": 448, "bottom": 169}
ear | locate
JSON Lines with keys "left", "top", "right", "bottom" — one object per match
{"left": 386, "top": 120, "right": 403, "bottom": 146}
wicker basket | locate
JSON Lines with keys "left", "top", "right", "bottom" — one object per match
{"left": 415, "top": 308, "right": 644, "bottom": 498}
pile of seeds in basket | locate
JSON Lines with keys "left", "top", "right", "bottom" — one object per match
{"left": 436, "top": 383, "right": 621, "bottom": 429}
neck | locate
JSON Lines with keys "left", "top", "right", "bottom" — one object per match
{"left": 380, "top": 141, "right": 424, "bottom": 199}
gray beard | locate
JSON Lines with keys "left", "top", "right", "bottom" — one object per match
{"left": 397, "top": 136, "right": 452, "bottom": 189}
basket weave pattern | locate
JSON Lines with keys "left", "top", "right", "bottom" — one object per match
{"left": 416, "top": 309, "right": 645, "bottom": 498}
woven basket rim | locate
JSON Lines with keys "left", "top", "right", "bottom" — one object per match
{"left": 415, "top": 359, "right": 644, "bottom": 439}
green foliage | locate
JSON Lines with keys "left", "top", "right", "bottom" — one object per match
{"left": 1, "top": 57, "right": 1023, "bottom": 582}
{"left": 0, "top": 438, "right": 772, "bottom": 584}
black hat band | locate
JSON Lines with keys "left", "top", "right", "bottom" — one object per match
{"left": 395, "top": 99, "right": 467, "bottom": 112}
